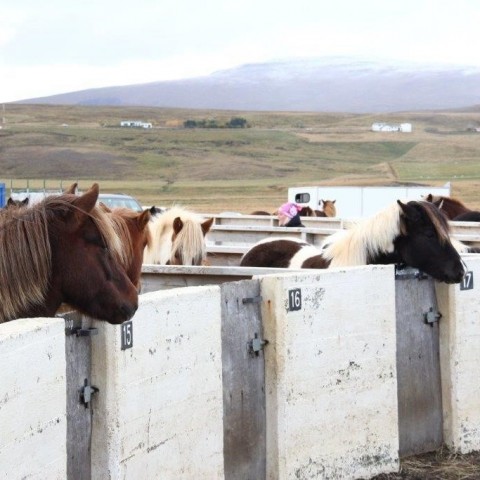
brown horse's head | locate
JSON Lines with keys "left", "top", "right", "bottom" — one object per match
{"left": 423, "top": 194, "right": 470, "bottom": 220}
{"left": 318, "top": 199, "right": 337, "bottom": 217}
{"left": 0, "top": 184, "right": 139, "bottom": 324}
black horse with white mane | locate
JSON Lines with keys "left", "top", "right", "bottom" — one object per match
{"left": 240, "top": 200, "right": 466, "bottom": 284}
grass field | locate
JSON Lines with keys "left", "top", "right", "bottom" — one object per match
{"left": 1, "top": 103, "right": 480, "bottom": 213}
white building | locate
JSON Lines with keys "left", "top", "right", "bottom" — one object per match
{"left": 372, "top": 122, "right": 412, "bottom": 133}
{"left": 120, "top": 120, "right": 153, "bottom": 129}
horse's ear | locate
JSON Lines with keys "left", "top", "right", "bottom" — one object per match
{"left": 173, "top": 216, "right": 184, "bottom": 234}
{"left": 137, "top": 209, "right": 151, "bottom": 230}
{"left": 425, "top": 194, "right": 433, "bottom": 202}
{"left": 201, "top": 217, "right": 214, "bottom": 235}
{"left": 64, "top": 182, "right": 78, "bottom": 194}
{"left": 73, "top": 184, "right": 99, "bottom": 215}
{"left": 7, "top": 197, "right": 14, "bottom": 206}
{"left": 22, "top": 198, "right": 29, "bottom": 206}
{"left": 397, "top": 200, "right": 420, "bottom": 222}
{"left": 332, "top": 200, "right": 336, "bottom": 204}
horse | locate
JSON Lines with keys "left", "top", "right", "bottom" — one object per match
{"left": 315, "top": 199, "right": 337, "bottom": 217}
{"left": 143, "top": 206, "right": 214, "bottom": 265}
{"left": 100, "top": 204, "right": 152, "bottom": 288}
{"left": 5, "top": 197, "right": 29, "bottom": 209}
{"left": 250, "top": 210, "right": 272, "bottom": 216}
{"left": 240, "top": 200, "right": 466, "bottom": 284}
{"left": 424, "top": 194, "right": 480, "bottom": 221}
{"left": 298, "top": 200, "right": 336, "bottom": 218}
{"left": 0, "top": 183, "right": 139, "bottom": 324}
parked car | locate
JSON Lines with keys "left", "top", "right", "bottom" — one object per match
{"left": 98, "top": 193, "right": 143, "bottom": 212}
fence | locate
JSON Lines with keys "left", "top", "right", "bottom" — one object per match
{"left": 2, "top": 259, "right": 480, "bottom": 479}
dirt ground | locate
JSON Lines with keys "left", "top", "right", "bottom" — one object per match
{"left": 371, "top": 447, "right": 480, "bottom": 480}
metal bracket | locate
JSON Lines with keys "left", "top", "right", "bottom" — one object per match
{"left": 424, "top": 307, "right": 442, "bottom": 326}
{"left": 66, "top": 326, "right": 98, "bottom": 337}
{"left": 242, "top": 295, "right": 262, "bottom": 304}
{"left": 395, "top": 265, "right": 429, "bottom": 281}
{"left": 80, "top": 378, "right": 99, "bottom": 408}
{"left": 247, "top": 333, "right": 269, "bottom": 356}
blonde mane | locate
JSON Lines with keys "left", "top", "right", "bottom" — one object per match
{"left": 143, "top": 206, "right": 208, "bottom": 265}
{"left": 0, "top": 194, "right": 122, "bottom": 323}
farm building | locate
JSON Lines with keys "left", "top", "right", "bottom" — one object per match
{"left": 120, "top": 120, "right": 153, "bottom": 129}
{"left": 372, "top": 122, "right": 412, "bottom": 132}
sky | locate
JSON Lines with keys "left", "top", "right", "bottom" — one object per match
{"left": 1, "top": 0, "right": 479, "bottom": 103}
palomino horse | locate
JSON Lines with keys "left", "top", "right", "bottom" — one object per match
{"left": 143, "top": 206, "right": 214, "bottom": 265}
{"left": 0, "top": 184, "right": 138, "bottom": 324}
{"left": 240, "top": 200, "right": 466, "bottom": 284}
{"left": 425, "top": 194, "right": 480, "bottom": 221}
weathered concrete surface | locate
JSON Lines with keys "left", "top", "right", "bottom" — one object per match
{"left": 0, "top": 318, "right": 67, "bottom": 479}
{"left": 260, "top": 265, "right": 399, "bottom": 479}
{"left": 437, "top": 254, "right": 480, "bottom": 453}
{"left": 91, "top": 286, "right": 224, "bottom": 479}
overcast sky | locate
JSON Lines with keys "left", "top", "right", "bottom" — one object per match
{"left": 1, "top": 0, "right": 479, "bottom": 103}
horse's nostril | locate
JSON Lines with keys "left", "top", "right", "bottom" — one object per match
{"left": 121, "top": 302, "right": 137, "bottom": 320}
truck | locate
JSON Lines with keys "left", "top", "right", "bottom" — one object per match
{"left": 288, "top": 183, "right": 451, "bottom": 218}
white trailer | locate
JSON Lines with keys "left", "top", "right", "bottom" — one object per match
{"left": 288, "top": 183, "right": 451, "bottom": 218}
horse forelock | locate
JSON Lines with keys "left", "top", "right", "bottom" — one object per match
{"left": 416, "top": 201, "right": 450, "bottom": 245}
{"left": 143, "top": 206, "right": 206, "bottom": 265}
{"left": 323, "top": 202, "right": 401, "bottom": 266}
{"left": 0, "top": 202, "right": 52, "bottom": 322}
{"left": 171, "top": 215, "right": 206, "bottom": 265}
{"left": 105, "top": 210, "right": 133, "bottom": 269}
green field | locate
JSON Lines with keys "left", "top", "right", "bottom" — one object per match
{"left": 1, "top": 103, "right": 480, "bottom": 213}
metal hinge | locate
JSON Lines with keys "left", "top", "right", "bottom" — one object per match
{"left": 247, "top": 333, "right": 269, "bottom": 356}
{"left": 80, "top": 378, "right": 99, "bottom": 408}
{"left": 424, "top": 307, "right": 442, "bottom": 326}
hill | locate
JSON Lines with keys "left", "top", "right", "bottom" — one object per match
{"left": 1, "top": 103, "right": 480, "bottom": 213}
{"left": 16, "top": 57, "right": 480, "bottom": 113}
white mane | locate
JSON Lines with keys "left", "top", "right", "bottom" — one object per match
{"left": 322, "top": 202, "right": 402, "bottom": 266}
{"left": 143, "top": 206, "right": 207, "bottom": 265}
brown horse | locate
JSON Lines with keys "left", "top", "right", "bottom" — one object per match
{"left": 298, "top": 200, "right": 337, "bottom": 218}
{"left": 0, "top": 184, "right": 138, "bottom": 324}
{"left": 240, "top": 200, "right": 465, "bottom": 284}
{"left": 424, "top": 194, "right": 480, "bottom": 221}
{"left": 5, "top": 197, "right": 29, "bottom": 209}
{"left": 101, "top": 205, "right": 152, "bottom": 288}
{"left": 315, "top": 199, "right": 337, "bottom": 217}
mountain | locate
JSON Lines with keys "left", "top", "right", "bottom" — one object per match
{"left": 18, "top": 57, "right": 480, "bottom": 113}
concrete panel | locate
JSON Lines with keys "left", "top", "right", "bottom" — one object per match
{"left": 436, "top": 254, "right": 480, "bottom": 453}
{"left": 259, "top": 265, "right": 399, "bottom": 479}
{"left": 0, "top": 318, "right": 67, "bottom": 479}
{"left": 90, "top": 286, "right": 224, "bottom": 479}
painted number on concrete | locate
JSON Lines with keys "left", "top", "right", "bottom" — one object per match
{"left": 288, "top": 288, "right": 302, "bottom": 311}
{"left": 460, "top": 271, "right": 474, "bottom": 291}
{"left": 121, "top": 321, "right": 133, "bottom": 350}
